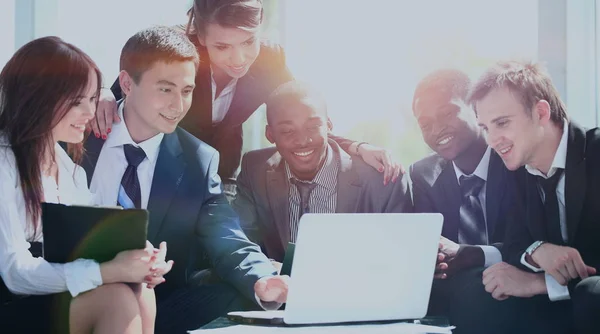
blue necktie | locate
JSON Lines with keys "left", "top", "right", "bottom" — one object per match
{"left": 117, "top": 144, "right": 146, "bottom": 209}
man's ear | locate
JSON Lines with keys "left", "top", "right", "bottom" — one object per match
{"left": 119, "top": 70, "right": 135, "bottom": 96}
{"left": 534, "top": 99, "right": 551, "bottom": 124}
{"left": 327, "top": 118, "right": 333, "bottom": 133}
{"left": 265, "top": 125, "right": 275, "bottom": 144}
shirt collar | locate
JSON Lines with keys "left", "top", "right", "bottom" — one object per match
{"left": 285, "top": 144, "right": 337, "bottom": 190}
{"left": 525, "top": 120, "right": 568, "bottom": 179}
{"left": 105, "top": 102, "right": 164, "bottom": 163}
{"left": 453, "top": 145, "right": 491, "bottom": 182}
{"left": 210, "top": 66, "right": 238, "bottom": 99}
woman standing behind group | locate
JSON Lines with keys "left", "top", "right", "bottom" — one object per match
{"left": 0, "top": 36, "right": 169, "bottom": 333}
{"left": 93, "top": 0, "right": 402, "bottom": 199}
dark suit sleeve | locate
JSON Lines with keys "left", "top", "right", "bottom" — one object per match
{"left": 328, "top": 133, "right": 356, "bottom": 154}
{"left": 231, "top": 153, "right": 262, "bottom": 246}
{"left": 382, "top": 173, "right": 414, "bottom": 213}
{"left": 110, "top": 77, "right": 123, "bottom": 101}
{"left": 409, "top": 164, "right": 436, "bottom": 213}
{"left": 501, "top": 174, "right": 534, "bottom": 270}
{"left": 195, "top": 150, "right": 276, "bottom": 302}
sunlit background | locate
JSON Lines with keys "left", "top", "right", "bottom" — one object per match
{"left": 2, "top": 0, "right": 599, "bottom": 167}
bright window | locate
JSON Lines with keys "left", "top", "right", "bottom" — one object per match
{"left": 283, "top": 0, "right": 539, "bottom": 164}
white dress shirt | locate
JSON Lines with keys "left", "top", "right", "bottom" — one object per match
{"left": 90, "top": 103, "right": 164, "bottom": 209}
{"left": 0, "top": 135, "right": 102, "bottom": 297}
{"left": 452, "top": 146, "right": 502, "bottom": 267}
{"left": 210, "top": 67, "right": 238, "bottom": 124}
{"left": 521, "top": 121, "right": 569, "bottom": 301}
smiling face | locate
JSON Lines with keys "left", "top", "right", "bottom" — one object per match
{"left": 200, "top": 23, "right": 260, "bottom": 80}
{"left": 52, "top": 69, "right": 99, "bottom": 143}
{"left": 475, "top": 86, "right": 545, "bottom": 171}
{"left": 119, "top": 60, "right": 196, "bottom": 142}
{"left": 266, "top": 97, "right": 332, "bottom": 181}
{"left": 414, "top": 90, "right": 481, "bottom": 161}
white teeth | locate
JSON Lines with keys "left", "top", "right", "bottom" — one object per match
{"left": 160, "top": 114, "right": 177, "bottom": 121}
{"left": 499, "top": 146, "right": 512, "bottom": 154}
{"left": 438, "top": 136, "right": 454, "bottom": 146}
{"left": 71, "top": 124, "right": 85, "bottom": 130}
{"left": 294, "top": 150, "right": 314, "bottom": 157}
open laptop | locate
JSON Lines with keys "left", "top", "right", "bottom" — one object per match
{"left": 42, "top": 203, "right": 148, "bottom": 263}
{"left": 228, "top": 212, "right": 443, "bottom": 326}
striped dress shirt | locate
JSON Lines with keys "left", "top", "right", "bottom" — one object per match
{"left": 285, "top": 145, "right": 339, "bottom": 242}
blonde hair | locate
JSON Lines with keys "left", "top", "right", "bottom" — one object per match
{"left": 468, "top": 60, "right": 567, "bottom": 126}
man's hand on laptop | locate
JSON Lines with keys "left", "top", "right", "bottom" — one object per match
{"left": 435, "top": 237, "right": 484, "bottom": 278}
{"left": 254, "top": 275, "right": 289, "bottom": 304}
{"left": 435, "top": 237, "right": 459, "bottom": 279}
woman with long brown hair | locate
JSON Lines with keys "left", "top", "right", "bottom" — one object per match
{"left": 0, "top": 36, "right": 168, "bottom": 333}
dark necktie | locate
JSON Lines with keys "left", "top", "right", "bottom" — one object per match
{"left": 458, "top": 174, "right": 487, "bottom": 245}
{"left": 117, "top": 144, "right": 146, "bottom": 209}
{"left": 290, "top": 178, "right": 316, "bottom": 242}
{"left": 537, "top": 169, "right": 564, "bottom": 245}
{"left": 291, "top": 179, "right": 317, "bottom": 218}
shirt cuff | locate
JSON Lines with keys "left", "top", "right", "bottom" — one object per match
{"left": 545, "top": 273, "right": 571, "bottom": 301}
{"left": 254, "top": 293, "right": 283, "bottom": 311}
{"left": 480, "top": 245, "right": 502, "bottom": 267}
{"left": 520, "top": 252, "right": 544, "bottom": 272}
{"left": 63, "top": 259, "right": 103, "bottom": 297}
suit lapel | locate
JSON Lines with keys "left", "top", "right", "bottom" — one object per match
{"left": 485, "top": 150, "right": 506, "bottom": 238}
{"left": 438, "top": 162, "right": 461, "bottom": 240}
{"left": 219, "top": 72, "right": 260, "bottom": 128}
{"left": 334, "top": 144, "right": 361, "bottom": 213}
{"left": 564, "top": 123, "right": 587, "bottom": 243}
{"left": 82, "top": 135, "right": 105, "bottom": 186}
{"left": 265, "top": 152, "right": 291, "bottom": 249}
{"left": 146, "top": 132, "right": 186, "bottom": 242}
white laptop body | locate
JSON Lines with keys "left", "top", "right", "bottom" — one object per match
{"left": 231, "top": 213, "right": 443, "bottom": 326}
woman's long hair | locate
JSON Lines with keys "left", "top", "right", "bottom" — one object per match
{"left": 0, "top": 36, "right": 101, "bottom": 239}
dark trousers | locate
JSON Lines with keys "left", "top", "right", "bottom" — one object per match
{"left": 0, "top": 293, "right": 71, "bottom": 333}
{"left": 154, "top": 282, "right": 255, "bottom": 334}
{"left": 428, "top": 267, "right": 574, "bottom": 334}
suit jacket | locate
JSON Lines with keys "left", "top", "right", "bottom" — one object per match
{"left": 232, "top": 140, "right": 414, "bottom": 262}
{"left": 503, "top": 122, "right": 600, "bottom": 276}
{"left": 81, "top": 127, "right": 276, "bottom": 301}
{"left": 410, "top": 149, "right": 514, "bottom": 249}
{"left": 111, "top": 33, "right": 354, "bottom": 181}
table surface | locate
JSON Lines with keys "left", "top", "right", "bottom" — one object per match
{"left": 195, "top": 316, "right": 453, "bottom": 333}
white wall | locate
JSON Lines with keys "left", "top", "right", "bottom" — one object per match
{"left": 0, "top": 0, "right": 15, "bottom": 69}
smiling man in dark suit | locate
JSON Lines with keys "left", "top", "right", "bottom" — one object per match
{"left": 409, "top": 69, "right": 524, "bottom": 333}
{"left": 232, "top": 81, "right": 413, "bottom": 264}
{"left": 82, "top": 26, "right": 288, "bottom": 334}
{"left": 472, "top": 60, "right": 600, "bottom": 334}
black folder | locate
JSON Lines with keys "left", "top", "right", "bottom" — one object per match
{"left": 42, "top": 203, "right": 148, "bottom": 263}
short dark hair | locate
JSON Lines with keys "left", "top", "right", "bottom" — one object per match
{"left": 412, "top": 69, "right": 471, "bottom": 112}
{"left": 120, "top": 26, "right": 200, "bottom": 84}
{"left": 266, "top": 81, "right": 327, "bottom": 125}
{"left": 467, "top": 60, "right": 567, "bottom": 126}
{"left": 187, "top": 0, "right": 263, "bottom": 38}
